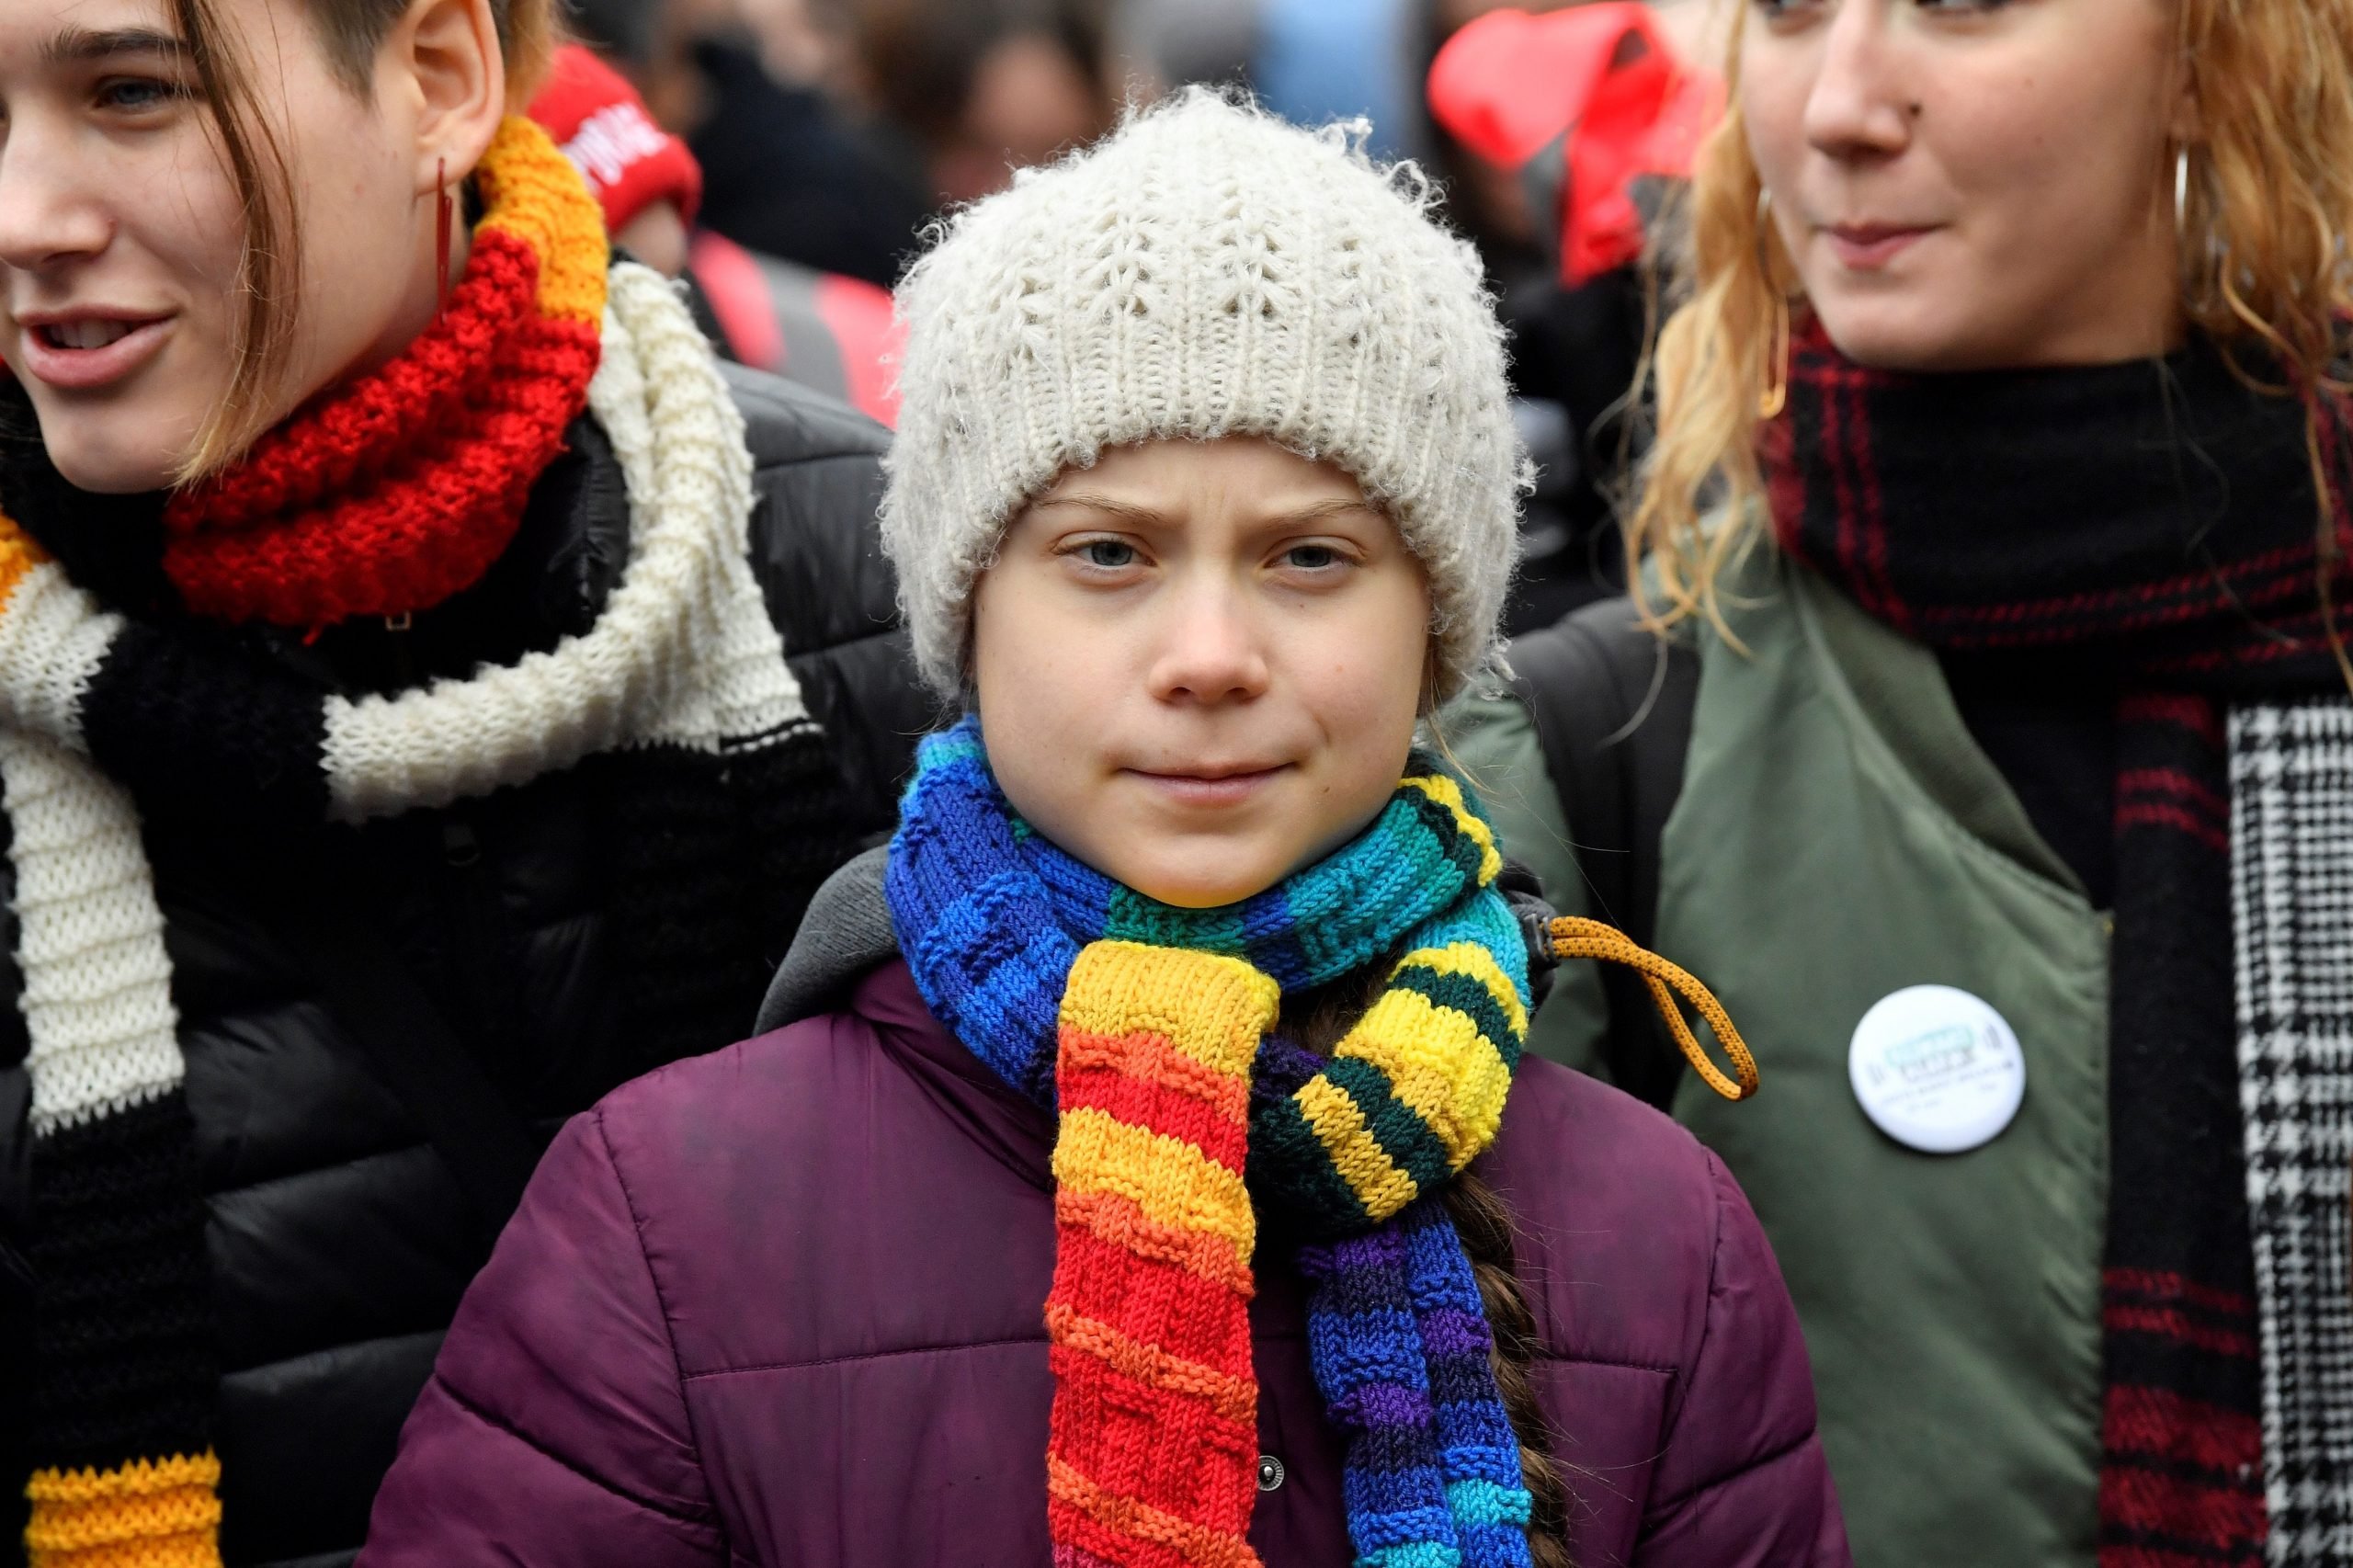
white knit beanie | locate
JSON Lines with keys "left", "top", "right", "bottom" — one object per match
{"left": 881, "top": 88, "right": 1529, "bottom": 700}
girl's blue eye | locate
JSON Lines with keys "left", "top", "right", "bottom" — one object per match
{"left": 1284, "top": 544, "right": 1342, "bottom": 570}
{"left": 98, "top": 78, "right": 183, "bottom": 112}
{"left": 1081, "top": 540, "right": 1137, "bottom": 569}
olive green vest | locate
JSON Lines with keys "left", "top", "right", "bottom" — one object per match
{"left": 1449, "top": 558, "right": 2108, "bottom": 1568}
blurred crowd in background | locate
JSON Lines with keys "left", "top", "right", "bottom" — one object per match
{"left": 547, "top": 0, "right": 1737, "bottom": 631}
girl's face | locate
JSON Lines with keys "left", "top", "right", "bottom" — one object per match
{"left": 1743, "top": 0, "right": 2192, "bottom": 370}
{"left": 0, "top": 0, "right": 497, "bottom": 494}
{"left": 972, "top": 437, "right": 1433, "bottom": 910}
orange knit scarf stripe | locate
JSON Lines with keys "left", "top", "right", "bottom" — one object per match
{"left": 1044, "top": 943, "right": 1277, "bottom": 1568}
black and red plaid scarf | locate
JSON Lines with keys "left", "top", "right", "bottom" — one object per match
{"left": 1764, "top": 320, "right": 2353, "bottom": 1568}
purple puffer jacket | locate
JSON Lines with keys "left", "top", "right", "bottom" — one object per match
{"left": 360, "top": 959, "right": 1849, "bottom": 1567}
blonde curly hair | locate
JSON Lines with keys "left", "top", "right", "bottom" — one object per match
{"left": 1631, "top": 0, "right": 2353, "bottom": 639}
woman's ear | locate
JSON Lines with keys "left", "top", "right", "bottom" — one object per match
{"left": 393, "top": 0, "right": 506, "bottom": 199}
{"left": 2167, "top": 34, "right": 2204, "bottom": 150}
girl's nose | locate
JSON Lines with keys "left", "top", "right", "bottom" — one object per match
{"left": 1145, "top": 581, "right": 1273, "bottom": 705}
{"left": 0, "top": 134, "right": 113, "bottom": 275}
{"left": 1802, "top": 3, "right": 1919, "bottom": 167}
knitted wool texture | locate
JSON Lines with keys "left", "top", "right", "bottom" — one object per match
{"left": 161, "top": 116, "right": 608, "bottom": 630}
{"left": 887, "top": 719, "right": 1537, "bottom": 1568}
{"left": 7, "top": 121, "right": 835, "bottom": 1568}
{"left": 881, "top": 90, "right": 1529, "bottom": 702}
{"left": 0, "top": 127, "right": 808, "bottom": 828}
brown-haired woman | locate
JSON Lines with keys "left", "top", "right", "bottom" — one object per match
{"left": 1450, "top": 1, "right": 2353, "bottom": 1565}
{"left": 849, "top": 0, "right": 1118, "bottom": 206}
{"left": 0, "top": 1, "right": 931, "bottom": 1563}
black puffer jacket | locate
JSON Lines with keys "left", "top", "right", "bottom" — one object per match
{"left": 0, "top": 366, "right": 933, "bottom": 1567}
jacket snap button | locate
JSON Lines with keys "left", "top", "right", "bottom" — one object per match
{"left": 1256, "top": 1455, "right": 1284, "bottom": 1493}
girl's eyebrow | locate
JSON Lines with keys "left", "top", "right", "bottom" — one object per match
{"left": 41, "top": 26, "right": 190, "bottom": 67}
{"left": 1265, "top": 496, "right": 1385, "bottom": 526}
{"left": 1029, "top": 494, "right": 1165, "bottom": 525}
{"left": 1029, "top": 494, "right": 1381, "bottom": 528}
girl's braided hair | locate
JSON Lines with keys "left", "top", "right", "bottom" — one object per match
{"left": 1289, "top": 966, "right": 1576, "bottom": 1568}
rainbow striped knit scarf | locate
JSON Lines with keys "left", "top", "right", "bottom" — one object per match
{"left": 887, "top": 718, "right": 1540, "bottom": 1568}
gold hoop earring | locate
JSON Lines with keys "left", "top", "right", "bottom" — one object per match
{"left": 1759, "top": 290, "right": 1790, "bottom": 421}
{"left": 1756, "top": 187, "right": 1791, "bottom": 420}
{"left": 2173, "top": 145, "right": 2191, "bottom": 247}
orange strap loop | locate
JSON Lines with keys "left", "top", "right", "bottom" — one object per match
{"left": 1547, "top": 916, "right": 1760, "bottom": 1102}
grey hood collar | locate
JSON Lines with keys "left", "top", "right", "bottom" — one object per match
{"left": 755, "top": 846, "right": 899, "bottom": 1034}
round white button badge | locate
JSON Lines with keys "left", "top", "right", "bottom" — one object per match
{"left": 1847, "top": 984, "right": 2026, "bottom": 1154}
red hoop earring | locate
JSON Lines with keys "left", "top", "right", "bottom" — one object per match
{"left": 434, "top": 156, "right": 455, "bottom": 310}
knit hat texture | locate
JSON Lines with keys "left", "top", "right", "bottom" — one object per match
{"left": 881, "top": 89, "right": 1529, "bottom": 699}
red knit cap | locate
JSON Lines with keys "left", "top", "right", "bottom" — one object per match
{"left": 529, "top": 44, "right": 704, "bottom": 233}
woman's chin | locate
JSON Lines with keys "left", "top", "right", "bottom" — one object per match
{"left": 1125, "top": 873, "right": 1277, "bottom": 910}
{"left": 28, "top": 415, "right": 187, "bottom": 496}
{"left": 1108, "top": 846, "right": 1288, "bottom": 911}
{"left": 1808, "top": 294, "right": 2019, "bottom": 376}
{"left": 1087, "top": 802, "right": 1397, "bottom": 909}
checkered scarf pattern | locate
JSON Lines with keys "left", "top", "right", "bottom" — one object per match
{"left": 2233, "top": 699, "right": 2353, "bottom": 1563}
{"left": 1765, "top": 320, "right": 2353, "bottom": 1568}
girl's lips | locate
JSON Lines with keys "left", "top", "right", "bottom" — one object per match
{"left": 1128, "top": 765, "right": 1290, "bottom": 808}
{"left": 1823, "top": 225, "right": 1933, "bottom": 270}
{"left": 9, "top": 316, "right": 174, "bottom": 392}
